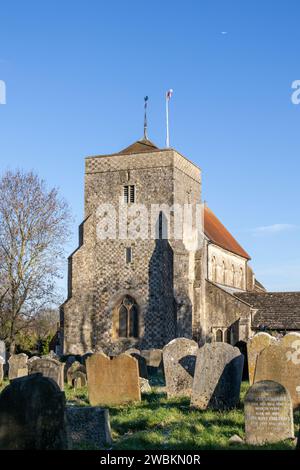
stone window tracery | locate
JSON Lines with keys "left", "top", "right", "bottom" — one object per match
{"left": 117, "top": 296, "right": 139, "bottom": 338}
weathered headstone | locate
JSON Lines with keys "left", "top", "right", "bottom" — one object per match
{"left": 245, "top": 380, "right": 294, "bottom": 445}
{"left": 125, "top": 351, "right": 148, "bottom": 379}
{"left": 28, "top": 356, "right": 40, "bottom": 363}
{"left": 0, "top": 340, "right": 6, "bottom": 364}
{"left": 140, "top": 378, "right": 151, "bottom": 393}
{"left": 43, "top": 350, "right": 59, "bottom": 360}
{"left": 66, "top": 407, "right": 112, "bottom": 449}
{"left": 254, "top": 338, "right": 300, "bottom": 409}
{"left": 163, "top": 338, "right": 198, "bottom": 398}
{"left": 125, "top": 348, "right": 140, "bottom": 355}
{"left": 247, "top": 333, "right": 277, "bottom": 385}
{"left": 66, "top": 360, "right": 86, "bottom": 386}
{"left": 72, "top": 371, "right": 87, "bottom": 389}
{"left": 28, "top": 357, "right": 64, "bottom": 391}
{"left": 140, "top": 349, "right": 163, "bottom": 369}
{"left": 8, "top": 353, "right": 28, "bottom": 380}
{"left": 86, "top": 353, "right": 141, "bottom": 406}
{"left": 281, "top": 332, "right": 300, "bottom": 348}
{"left": 191, "top": 343, "right": 244, "bottom": 410}
{"left": 0, "top": 373, "right": 67, "bottom": 449}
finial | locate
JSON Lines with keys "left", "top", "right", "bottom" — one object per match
{"left": 144, "top": 96, "right": 148, "bottom": 140}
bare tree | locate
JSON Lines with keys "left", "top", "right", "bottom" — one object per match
{"left": 0, "top": 170, "right": 71, "bottom": 353}
{"left": 33, "top": 308, "right": 59, "bottom": 343}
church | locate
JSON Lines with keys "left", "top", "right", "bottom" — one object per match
{"left": 60, "top": 138, "right": 300, "bottom": 355}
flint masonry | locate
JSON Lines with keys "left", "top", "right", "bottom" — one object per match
{"left": 60, "top": 138, "right": 300, "bottom": 355}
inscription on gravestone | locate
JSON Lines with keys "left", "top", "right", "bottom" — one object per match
{"left": 245, "top": 380, "right": 294, "bottom": 445}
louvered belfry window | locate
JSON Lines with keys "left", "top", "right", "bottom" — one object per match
{"left": 123, "top": 185, "right": 135, "bottom": 203}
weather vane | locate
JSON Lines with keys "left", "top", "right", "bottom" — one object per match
{"left": 144, "top": 96, "right": 148, "bottom": 140}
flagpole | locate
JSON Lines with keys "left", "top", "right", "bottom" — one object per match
{"left": 166, "top": 94, "right": 169, "bottom": 148}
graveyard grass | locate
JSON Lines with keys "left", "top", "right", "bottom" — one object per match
{"left": 1, "top": 374, "right": 299, "bottom": 450}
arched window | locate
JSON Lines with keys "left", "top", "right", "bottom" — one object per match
{"left": 231, "top": 265, "right": 235, "bottom": 286}
{"left": 117, "top": 296, "right": 139, "bottom": 338}
{"left": 211, "top": 256, "right": 217, "bottom": 282}
{"left": 222, "top": 261, "right": 226, "bottom": 285}
{"left": 216, "top": 329, "right": 223, "bottom": 342}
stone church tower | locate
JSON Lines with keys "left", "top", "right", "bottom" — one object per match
{"left": 60, "top": 137, "right": 300, "bottom": 355}
{"left": 61, "top": 139, "right": 206, "bottom": 355}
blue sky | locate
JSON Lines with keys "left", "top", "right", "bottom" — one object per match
{"left": 0, "top": 0, "right": 299, "bottom": 292}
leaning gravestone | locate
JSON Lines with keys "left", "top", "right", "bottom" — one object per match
{"left": 8, "top": 353, "right": 28, "bottom": 380}
{"left": 191, "top": 343, "right": 244, "bottom": 410}
{"left": 254, "top": 337, "right": 300, "bottom": 409}
{"left": 72, "top": 371, "right": 87, "bottom": 389}
{"left": 140, "top": 349, "right": 163, "bottom": 369}
{"left": 86, "top": 353, "right": 141, "bottom": 406}
{"left": 245, "top": 380, "right": 294, "bottom": 445}
{"left": 0, "top": 374, "right": 67, "bottom": 449}
{"left": 125, "top": 350, "right": 148, "bottom": 379}
{"left": 247, "top": 333, "right": 277, "bottom": 385}
{"left": 0, "top": 340, "right": 6, "bottom": 364}
{"left": 66, "top": 361, "right": 86, "bottom": 386}
{"left": 163, "top": 338, "right": 198, "bottom": 398}
{"left": 28, "top": 358, "right": 64, "bottom": 391}
{"left": 65, "top": 407, "right": 112, "bottom": 449}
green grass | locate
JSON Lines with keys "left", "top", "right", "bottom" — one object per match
{"left": 1, "top": 375, "right": 299, "bottom": 450}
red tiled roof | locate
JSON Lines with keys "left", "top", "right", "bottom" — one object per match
{"left": 204, "top": 206, "right": 251, "bottom": 260}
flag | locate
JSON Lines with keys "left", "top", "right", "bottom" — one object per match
{"left": 166, "top": 89, "right": 173, "bottom": 100}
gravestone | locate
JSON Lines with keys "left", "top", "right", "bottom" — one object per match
{"left": 191, "top": 343, "right": 244, "bottom": 410}
{"left": 125, "top": 348, "right": 140, "bottom": 355}
{"left": 8, "top": 353, "right": 28, "bottom": 380}
{"left": 66, "top": 407, "right": 112, "bottom": 449}
{"left": 247, "top": 333, "right": 277, "bottom": 385}
{"left": 73, "top": 371, "right": 87, "bottom": 389}
{"left": 140, "top": 378, "right": 151, "bottom": 393}
{"left": 28, "top": 356, "right": 39, "bottom": 363}
{"left": 0, "top": 340, "right": 6, "bottom": 364}
{"left": 0, "top": 374, "right": 67, "bottom": 449}
{"left": 125, "top": 351, "right": 148, "bottom": 379}
{"left": 245, "top": 380, "right": 294, "bottom": 445}
{"left": 64, "top": 355, "right": 77, "bottom": 381}
{"left": 43, "top": 350, "right": 59, "bottom": 360}
{"left": 254, "top": 338, "right": 300, "bottom": 409}
{"left": 86, "top": 353, "right": 141, "bottom": 406}
{"left": 28, "top": 357, "right": 64, "bottom": 391}
{"left": 163, "top": 338, "right": 198, "bottom": 398}
{"left": 281, "top": 332, "right": 300, "bottom": 348}
{"left": 140, "top": 349, "right": 163, "bottom": 369}
{"left": 66, "top": 361, "right": 86, "bottom": 386}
